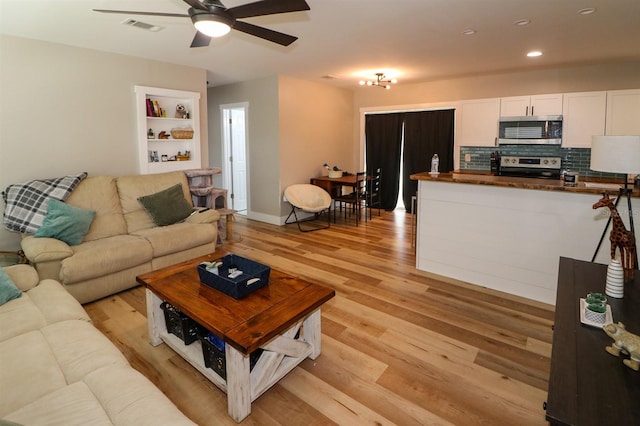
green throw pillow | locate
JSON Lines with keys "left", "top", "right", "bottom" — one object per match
{"left": 138, "top": 183, "right": 194, "bottom": 227}
{"left": 34, "top": 199, "right": 96, "bottom": 246}
{"left": 0, "top": 268, "right": 22, "bottom": 306}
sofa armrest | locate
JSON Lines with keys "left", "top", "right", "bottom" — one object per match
{"left": 21, "top": 235, "right": 73, "bottom": 263}
{"left": 3, "top": 264, "right": 39, "bottom": 292}
{"left": 185, "top": 208, "right": 220, "bottom": 224}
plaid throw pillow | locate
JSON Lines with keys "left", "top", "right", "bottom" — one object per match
{"left": 1, "top": 172, "right": 88, "bottom": 234}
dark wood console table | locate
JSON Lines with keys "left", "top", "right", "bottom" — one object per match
{"left": 546, "top": 257, "right": 640, "bottom": 425}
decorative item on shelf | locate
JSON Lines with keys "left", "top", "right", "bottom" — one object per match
{"left": 590, "top": 135, "right": 640, "bottom": 279}
{"left": 603, "top": 322, "right": 640, "bottom": 371}
{"left": 158, "top": 131, "right": 170, "bottom": 139}
{"left": 170, "top": 128, "right": 194, "bottom": 139}
{"left": 161, "top": 155, "right": 168, "bottom": 162}
{"left": 605, "top": 258, "right": 625, "bottom": 298}
{"left": 323, "top": 163, "right": 342, "bottom": 178}
{"left": 175, "top": 104, "right": 189, "bottom": 119}
{"left": 592, "top": 193, "right": 636, "bottom": 281}
{"left": 359, "top": 72, "right": 397, "bottom": 90}
{"left": 147, "top": 128, "right": 155, "bottom": 139}
{"left": 176, "top": 151, "right": 190, "bottom": 161}
{"left": 429, "top": 154, "right": 440, "bottom": 176}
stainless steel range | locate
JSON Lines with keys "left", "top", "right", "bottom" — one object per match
{"left": 498, "top": 155, "right": 562, "bottom": 179}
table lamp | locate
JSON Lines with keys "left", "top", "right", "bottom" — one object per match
{"left": 590, "top": 135, "right": 640, "bottom": 270}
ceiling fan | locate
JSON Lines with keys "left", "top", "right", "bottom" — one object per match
{"left": 94, "top": 0, "right": 310, "bottom": 47}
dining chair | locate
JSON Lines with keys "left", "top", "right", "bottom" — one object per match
{"left": 334, "top": 172, "right": 366, "bottom": 226}
{"left": 366, "top": 168, "right": 382, "bottom": 219}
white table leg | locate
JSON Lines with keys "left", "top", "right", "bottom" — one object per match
{"left": 301, "top": 309, "right": 322, "bottom": 359}
{"left": 225, "top": 343, "right": 251, "bottom": 422}
{"left": 146, "top": 289, "right": 164, "bottom": 346}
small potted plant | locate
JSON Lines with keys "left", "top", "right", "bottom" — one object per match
{"left": 323, "top": 163, "right": 343, "bottom": 178}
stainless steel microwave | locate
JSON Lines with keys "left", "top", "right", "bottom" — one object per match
{"left": 497, "top": 115, "right": 563, "bottom": 145}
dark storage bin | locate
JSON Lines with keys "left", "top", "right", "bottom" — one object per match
{"left": 200, "top": 332, "right": 263, "bottom": 380}
{"left": 160, "top": 302, "right": 201, "bottom": 345}
{"left": 197, "top": 254, "right": 270, "bottom": 299}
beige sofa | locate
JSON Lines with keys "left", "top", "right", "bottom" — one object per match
{"left": 20, "top": 171, "right": 220, "bottom": 304}
{"left": 0, "top": 264, "right": 196, "bottom": 426}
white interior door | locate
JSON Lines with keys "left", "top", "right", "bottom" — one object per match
{"left": 221, "top": 104, "right": 248, "bottom": 214}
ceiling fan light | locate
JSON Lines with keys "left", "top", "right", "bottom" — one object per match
{"left": 192, "top": 14, "right": 232, "bottom": 37}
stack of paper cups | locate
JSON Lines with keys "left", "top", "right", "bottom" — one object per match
{"left": 605, "top": 259, "right": 624, "bottom": 299}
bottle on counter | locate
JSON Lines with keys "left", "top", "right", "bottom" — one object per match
{"left": 430, "top": 154, "right": 440, "bottom": 175}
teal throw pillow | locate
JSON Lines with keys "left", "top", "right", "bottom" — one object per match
{"left": 34, "top": 199, "right": 96, "bottom": 246}
{"left": 0, "top": 268, "right": 22, "bottom": 306}
{"left": 137, "top": 183, "right": 194, "bottom": 227}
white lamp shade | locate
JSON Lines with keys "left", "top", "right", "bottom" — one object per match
{"left": 590, "top": 135, "right": 640, "bottom": 174}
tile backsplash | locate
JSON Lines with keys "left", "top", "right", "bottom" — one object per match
{"left": 459, "top": 146, "right": 624, "bottom": 180}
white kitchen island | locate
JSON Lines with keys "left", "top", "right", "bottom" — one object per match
{"left": 411, "top": 172, "right": 640, "bottom": 305}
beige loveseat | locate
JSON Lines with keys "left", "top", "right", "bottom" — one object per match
{"left": 20, "top": 171, "right": 220, "bottom": 304}
{"left": 0, "top": 264, "right": 196, "bottom": 425}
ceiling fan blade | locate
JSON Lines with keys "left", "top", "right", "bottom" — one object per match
{"left": 228, "top": 0, "right": 310, "bottom": 19}
{"left": 93, "top": 9, "right": 188, "bottom": 18}
{"left": 182, "top": 0, "right": 209, "bottom": 11}
{"left": 190, "top": 31, "right": 212, "bottom": 48}
{"left": 233, "top": 21, "right": 298, "bottom": 46}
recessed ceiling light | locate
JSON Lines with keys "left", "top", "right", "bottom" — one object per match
{"left": 462, "top": 29, "right": 476, "bottom": 35}
{"left": 514, "top": 19, "right": 531, "bottom": 26}
{"left": 578, "top": 8, "right": 596, "bottom": 15}
{"left": 527, "top": 51, "right": 543, "bottom": 57}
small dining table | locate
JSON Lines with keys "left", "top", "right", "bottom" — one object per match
{"left": 310, "top": 174, "right": 360, "bottom": 198}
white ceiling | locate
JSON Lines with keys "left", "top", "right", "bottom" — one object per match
{"left": 1, "top": 0, "right": 639, "bottom": 89}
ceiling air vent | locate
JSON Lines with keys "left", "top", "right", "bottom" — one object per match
{"left": 121, "top": 18, "right": 163, "bottom": 32}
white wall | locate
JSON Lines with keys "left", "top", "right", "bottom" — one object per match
{"left": 0, "top": 35, "right": 208, "bottom": 250}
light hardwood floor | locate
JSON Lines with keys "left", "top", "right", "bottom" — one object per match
{"left": 84, "top": 209, "right": 555, "bottom": 425}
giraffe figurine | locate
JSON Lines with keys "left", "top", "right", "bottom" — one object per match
{"left": 593, "top": 193, "right": 636, "bottom": 280}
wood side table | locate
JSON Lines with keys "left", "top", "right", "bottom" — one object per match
{"left": 546, "top": 257, "right": 640, "bottom": 425}
{"left": 137, "top": 251, "right": 335, "bottom": 422}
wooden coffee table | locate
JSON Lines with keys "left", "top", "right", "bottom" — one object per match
{"left": 137, "top": 251, "right": 335, "bottom": 422}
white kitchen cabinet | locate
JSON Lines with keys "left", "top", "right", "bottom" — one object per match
{"left": 605, "top": 89, "right": 640, "bottom": 135}
{"left": 457, "top": 98, "right": 501, "bottom": 147}
{"left": 134, "top": 85, "right": 201, "bottom": 174}
{"left": 561, "top": 91, "right": 607, "bottom": 148}
{"left": 500, "top": 93, "right": 563, "bottom": 117}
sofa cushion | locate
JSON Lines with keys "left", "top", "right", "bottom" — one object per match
{"left": 0, "top": 279, "right": 89, "bottom": 343}
{"left": 60, "top": 235, "right": 153, "bottom": 284}
{"left": 0, "top": 330, "right": 68, "bottom": 417}
{"left": 34, "top": 199, "right": 96, "bottom": 246}
{"left": 0, "top": 269, "right": 21, "bottom": 306}
{"left": 116, "top": 172, "right": 192, "bottom": 233}
{"left": 66, "top": 176, "right": 128, "bottom": 242}
{"left": 132, "top": 222, "right": 216, "bottom": 258}
{"left": 3, "top": 367, "right": 197, "bottom": 426}
{"left": 137, "top": 183, "right": 194, "bottom": 227}
{"left": 3, "top": 381, "right": 114, "bottom": 426}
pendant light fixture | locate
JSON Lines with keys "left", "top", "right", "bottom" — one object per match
{"left": 359, "top": 73, "right": 397, "bottom": 89}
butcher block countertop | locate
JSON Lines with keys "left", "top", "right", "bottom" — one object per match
{"left": 410, "top": 170, "right": 640, "bottom": 197}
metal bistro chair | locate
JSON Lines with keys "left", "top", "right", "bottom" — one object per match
{"left": 334, "top": 172, "right": 366, "bottom": 226}
{"left": 366, "top": 168, "right": 382, "bottom": 219}
{"left": 284, "top": 184, "right": 332, "bottom": 232}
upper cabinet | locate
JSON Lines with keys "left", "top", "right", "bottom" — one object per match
{"left": 605, "top": 89, "right": 640, "bottom": 136}
{"left": 134, "top": 85, "right": 201, "bottom": 175}
{"left": 500, "top": 93, "right": 563, "bottom": 117}
{"left": 561, "top": 91, "right": 607, "bottom": 148}
{"left": 458, "top": 98, "right": 501, "bottom": 147}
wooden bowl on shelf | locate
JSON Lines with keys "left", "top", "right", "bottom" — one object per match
{"left": 171, "top": 129, "right": 194, "bottom": 139}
